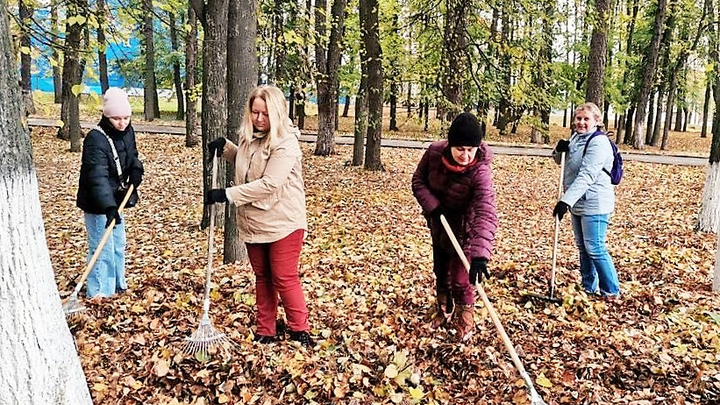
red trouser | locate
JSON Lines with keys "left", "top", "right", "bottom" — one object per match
{"left": 246, "top": 229, "right": 309, "bottom": 336}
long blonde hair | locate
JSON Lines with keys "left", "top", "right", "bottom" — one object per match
{"left": 240, "top": 85, "right": 290, "bottom": 144}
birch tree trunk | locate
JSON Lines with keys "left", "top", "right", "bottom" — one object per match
{"left": 0, "top": 2, "right": 92, "bottom": 400}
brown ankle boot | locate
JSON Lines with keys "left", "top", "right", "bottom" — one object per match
{"left": 431, "top": 293, "right": 454, "bottom": 329}
{"left": 456, "top": 304, "right": 474, "bottom": 341}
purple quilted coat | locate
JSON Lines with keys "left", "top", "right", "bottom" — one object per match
{"left": 411, "top": 140, "right": 498, "bottom": 260}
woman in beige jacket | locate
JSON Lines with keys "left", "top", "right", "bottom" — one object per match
{"left": 205, "top": 85, "right": 312, "bottom": 347}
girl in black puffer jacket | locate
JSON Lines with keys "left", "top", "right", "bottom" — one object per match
{"left": 76, "top": 87, "right": 143, "bottom": 299}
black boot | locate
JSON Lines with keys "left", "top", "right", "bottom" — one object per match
{"left": 288, "top": 330, "right": 313, "bottom": 348}
{"left": 253, "top": 334, "right": 276, "bottom": 344}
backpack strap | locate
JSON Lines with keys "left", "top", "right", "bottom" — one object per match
{"left": 582, "top": 130, "right": 612, "bottom": 177}
{"left": 582, "top": 130, "right": 605, "bottom": 156}
{"left": 94, "top": 126, "right": 124, "bottom": 180}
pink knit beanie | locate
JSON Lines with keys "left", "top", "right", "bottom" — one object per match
{"left": 103, "top": 87, "right": 132, "bottom": 117}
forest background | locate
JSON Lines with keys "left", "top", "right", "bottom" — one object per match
{"left": 4, "top": 0, "right": 720, "bottom": 404}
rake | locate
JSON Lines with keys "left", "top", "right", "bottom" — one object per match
{"left": 440, "top": 215, "right": 548, "bottom": 405}
{"left": 523, "top": 151, "right": 565, "bottom": 305}
{"left": 63, "top": 184, "right": 135, "bottom": 319}
{"left": 181, "top": 154, "right": 232, "bottom": 356}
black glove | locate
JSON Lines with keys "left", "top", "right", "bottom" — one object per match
{"left": 208, "top": 138, "right": 226, "bottom": 159}
{"left": 105, "top": 207, "right": 121, "bottom": 228}
{"left": 553, "top": 201, "right": 570, "bottom": 220}
{"left": 469, "top": 257, "right": 490, "bottom": 285}
{"left": 129, "top": 169, "right": 142, "bottom": 188}
{"left": 205, "top": 188, "right": 228, "bottom": 205}
{"left": 430, "top": 205, "right": 446, "bottom": 219}
{"left": 555, "top": 139, "right": 570, "bottom": 153}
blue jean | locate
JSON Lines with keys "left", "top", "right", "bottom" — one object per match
{"left": 571, "top": 213, "right": 620, "bottom": 296}
{"left": 84, "top": 212, "right": 126, "bottom": 298}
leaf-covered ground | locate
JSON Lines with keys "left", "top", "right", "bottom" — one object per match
{"left": 32, "top": 127, "right": 720, "bottom": 404}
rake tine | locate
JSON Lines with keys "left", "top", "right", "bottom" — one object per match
{"left": 182, "top": 155, "right": 234, "bottom": 357}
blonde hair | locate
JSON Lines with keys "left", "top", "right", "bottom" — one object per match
{"left": 574, "top": 102, "right": 603, "bottom": 126}
{"left": 240, "top": 85, "right": 290, "bottom": 144}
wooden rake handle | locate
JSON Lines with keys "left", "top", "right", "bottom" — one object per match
{"left": 64, "top": 184, "right": 135, "bottom": 301}
{"left": 439, "top": 215, "right": 543, "bottom": 398}
{"left": 550, "top": 152, "right": 566, "bottom": 297}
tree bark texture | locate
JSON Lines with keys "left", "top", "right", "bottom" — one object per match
{"left": 585, "top": 0, "right": 610, "bottom": 107}
{"left": 19, "top": 0, "right": 35, "bottom": 115}
{"left": 362, "top": 0, "right": 383, "bottom": 171}
{"left": 51, "top": 0, "right": 62, "bottom": 104}
{"left": 58, "top": 0, "right": 87, "bottom": 153}
{"left": 632, "top": 0, "right": 666, "bottom": 149}
{"left": 0, "top": 3, "right": 92, "bottom": 401}
{"left": 702, "top": 78, "right": 711, "bottom": 138}
{"left": 440, "top": 0, "right": 468, "bottom": 119}
{"left": 353, "top": 2, "right": 368, "bottom": 167}
{"left": 224, "top": 0, "right": 257, "bottom": 263}
{"left": 170, "top": 11, "right": 185, "bottom": 120}
{"left": 314, "top": 0, "right": 347, "bottom": 156}
{"left": 97, "top": 0, "right": 109, "bottom": 94}
{"left": 199, "top": 0, "right": 228, "bottom": 230}
{"left": 143, "top": 0, "right": 158, "bottom": 121}
{"left": 185, "top": 4, "right": 199, "bottom": 148}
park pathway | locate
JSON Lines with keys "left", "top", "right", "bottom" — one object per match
{"left": 28, "top": 117, "right": 708, "bottom": 167}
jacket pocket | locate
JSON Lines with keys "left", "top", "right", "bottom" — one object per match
{"left": 251, "top": 188, "right": 283, "bottom": 210}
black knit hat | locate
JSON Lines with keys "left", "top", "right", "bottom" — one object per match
{"left": 447, "top": 112, "right": 484, "bottom": 147}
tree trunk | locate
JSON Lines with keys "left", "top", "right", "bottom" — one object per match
{"left": 362, "top": 0, "right": 383, "bottom": 171}
{"left": 661, "top": 86, "right": 675, "bottom": 150}
{"left": 224, "top": 0, "right": 256, "bottom": 264}
{"left": 623, "top": 106, "right": 635, "bottom": 144}
{"left": 296, "top": 90, "right": 306, "bottom": 129}
{"left": 674, "top": 100, "right": 684, "bottom": 132}
{"left": 702, "top": 77, "right": 711, "bottom": 138}
{"left": 97, "top": 0, "right": 109, "bottom": 94}
{"left": 143, "top": 0, "right": 158, "bottom": 121}
{"left": 58, "top": 0, "right": 87, "bottom": 153}
{"left": 353, "top": 3, "right": 368, "bottom": 167}
{"left": 50, "top": 0, "right": 62, "bottom": 104}
{"left": 184, "top": 4, "right": 199, "bottom": 148}
{"left": 0, "top": 2, "right": 92, "bottom": 399}
{"left": 195, "top": 0, "right": 228, "bottom": 230}
{"left": 389, "top": 78, "right": 398, "bottom": 131}
{"left": 407, "top": 82, "right": 412, "bottom": 117}
{"left": 585, "top": 0, "right": 610, "bottom": 107}
{"left": 632, "top": 0, "right": 667, "bottom": 149}
{"left": 696, "top": 75, "right": 720, "bottom": 233}
{"left": 646, "top": 89, "right": 656, "bottom": 144}
{"left": 440, "top": 0, "right": 468, "bottom": 119}
{"left": 314, "top": 0, "right": 347, "bottom": 156}
{"left": 650, "top": 89, "right": 664, "bottom": 146}
{"left": 170, "top": 11, "right": 185, "bottom": 120}
{"left": 19, "top": 0, "right": 35, "bottom": 115}
{"left": 342, "top": 94, "right": 350, "bottom": 118}
{"left": 715, "top": 235, "right": 720, "bottom": 292}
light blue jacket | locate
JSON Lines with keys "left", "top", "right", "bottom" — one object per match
{"left": 553, "top": 127, "right": 615, "bottom": 215}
